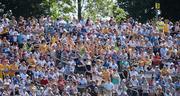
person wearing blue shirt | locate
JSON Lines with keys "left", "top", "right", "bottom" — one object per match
{"left": 12, "top": 76, "right": 20, "bottom": 85}
{"left": 103, "top": 60, "right": 110, "bottom": 68}
{"left": 80, "top": 17, "right": 86, "bottom": 26}
{"left": 17, "top": 32, "right": 24, "bottom": 48}
{"left": 81, "top": 26, "right": 87, "bottom": 33}
{"left": 103, "top": 80, "right": 114, "bottom": 96}
{"left": 174, "top": 80, "right": 180, "bottom": 90}
{"left": 160, "top": 45, "right": 168, "bottom": 59}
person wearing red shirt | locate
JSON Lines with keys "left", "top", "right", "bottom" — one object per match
{"left": 40, "top": 77, "right": 49, "bottom": 86}
{"left": 152, "top": 53, "right": 161, "bottom": 67}
{"left": 58, "top": 75, "right": 66, "bottom": 94}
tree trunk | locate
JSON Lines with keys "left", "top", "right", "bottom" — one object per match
{"left": 78, "top": 0, "right": 81, "bottom": 21}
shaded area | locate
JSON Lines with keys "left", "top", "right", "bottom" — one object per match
{"left": 160, "top": 0, "right": 180, "bottom": 21}
{"left": 117, "top": 0, "right": 180, "bottom": 22}
{"left": 0, "top": 0, "right": 45, "bottom": 17}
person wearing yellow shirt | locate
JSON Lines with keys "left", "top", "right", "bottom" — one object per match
{"left": 39, "top": 41, "right": 48, "bottom": 54}
{"left": 163, "top": 20, "right": 169, "bottom": 35}
{"left": 161, "top": 67, "right": 169, "bottom": 76}
{"left": 157, "top": 20, "right": 165, "bottom": 33}
{"left": 3, "top": 63, "right": 10, "bottom": 77}
{"left": 0, "top": 27, "right": 9, "bottom": 35}
{"left": 9, "top": 63, "right": 18, "bottom": 77}
{"left": 139, "top": 60, "right": 145, "bottom": 67}
{"left": 0, "top": 64, "right": 4, "bottom": 79}
{"left": 27, "top": 55, "right": 36, "bottom": 67}
{"left": 51, "top": 36, "right": 55, "bottom": 44}
{"left": 102, "top": 27, "right": 109, "bottom": 34}
{"left": 51, "top": 36, "right": 58, "bottom": 45}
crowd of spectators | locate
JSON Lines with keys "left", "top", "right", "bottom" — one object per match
{"left": 0, "top": 15, "right": 179, "bottom": 96}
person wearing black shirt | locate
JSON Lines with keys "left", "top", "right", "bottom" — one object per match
{"left": 87, "top": 81, "right": 98, "bottom": 96}
{"left": 74, "top": 58, "right": 86, "bottom": 74}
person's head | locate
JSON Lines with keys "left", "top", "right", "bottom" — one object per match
{"left": 3, "top": 14, "right": 7, "bottom": 19}
{"left": 156, "top": 52, "right": 159, "bottom": 56}
{"left": 155, "top": 66, "right": 159, "bottom": 70}
{"left": 107, "top": 79, "right": 111, "bottom": 83}
{"left": 157, "top": 85, "right": 163, "bottom": 92}
{"left": 59, "top": 75, "right": 64, "bottom": 80}
{"left": 131, "top": 75, "right": 136, "bottom": 80}
{"left": 15, "top": 84, "right": 19, "bottom": 89}
{"left": 175, "top": 21, "right": 179, "bottom": 26}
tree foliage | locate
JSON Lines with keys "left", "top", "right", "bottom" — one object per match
{"left": 113, "top": 6, "right": 128, "bottom": 22}
{"left": 117, "top": 0, "right": 156, "bottom": 22}
{"left": 0, "top": 0, "right": 127, "bottom": 22}
{"left": 83, "top": 0, "right": 114, "bottom": 20}
{"left": 41, "top": 0, "right": 127, "bottom": 21}
{"left": 42, "top": 0, "right": 76, "bottom": 20}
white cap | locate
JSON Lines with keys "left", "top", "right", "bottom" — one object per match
{"left": 14, "top": 84, "right": 19, "bottom": 88}
{"left": 4, "top": 82, "right": 10, "bottom": 85}
{"left": 122, "top": 79, "right": 126, "bottom": 82}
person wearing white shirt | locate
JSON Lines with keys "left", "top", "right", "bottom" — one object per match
{"left": 128, "top": 40, "right": 136, "bottom": 47}
{"left": 68, "top": 59, "right": 76, "bottom": 66}
{"left": 20, "top": 88, "right": 29, "bottom": 96}
{"left": 169, "top": 65, "right": 176, "bottom": 75}
{"left": 164, "top": 89, "right": 173, "bottom": 96}
{"left": 110, "top": 62, "right": 118, "bottom": 70}
{"left": 34, "top": 51, "right": 40, "bottom": 60}
{"left": 37, "top": 58, "right": 46, "bottom": 66}
{"left": 19, "top": 62, "right": 28, "bottom": 71}
{"left": 47, "top": 59, "right": 55, "bottom": 67}
{"left": 43, "top": 87, "right": 51, "bottom": 96}
{"left": 0, "top": 23, "right": 4, "bottom": 33}
{"left": 9, "top": 27, "right": 18, "bottom": 36}
{"left": 2, "top": 17, "right": 9, "bottom": 27}
{"left": 130, "top": 75, "right": 139, "bottom": 87}
{"left": 130, "top": 69, "right": 138, "bottom": 77}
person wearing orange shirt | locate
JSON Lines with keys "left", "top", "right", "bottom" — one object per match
{"left": 67, "top": 36, "right": 75, "bottom": 49}
{"left": 3, "top": 60, "right": 10, "bottom": 77}
{"left": 102, "top": 68, "right": 110, "bottom": 82}
{"left": 39, "top": 41, "right": 48, "bottom": 54}
{"left": 102, "top": 27, "right": 109, "bottom": 34}
{"left": 0, "top": 63, "right": 4, "bottom": 79}
{"left": 27, "top": 55, "right": 36, "bottom": 67}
